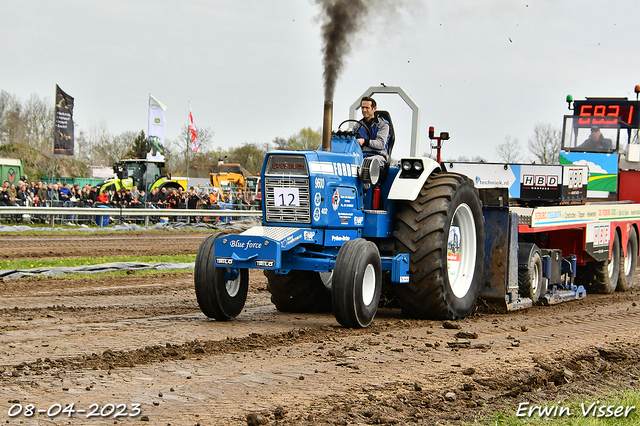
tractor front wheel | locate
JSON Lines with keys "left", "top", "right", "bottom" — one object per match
{"left": 332, "top": 239, "right": 382, "bottom": 328}
{"left": 194, "top": 233, "right": 249, "bottom": 320}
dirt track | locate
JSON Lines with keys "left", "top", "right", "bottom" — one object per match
{"left": 1, "top": 230, "right": 639, "bottom": 425}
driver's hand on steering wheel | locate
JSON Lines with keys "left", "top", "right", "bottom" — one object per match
{"left": 357, "top": 138, "right": 365, "bottom": 146}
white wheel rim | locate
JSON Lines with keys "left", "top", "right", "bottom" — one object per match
{"left": 608, "top": 257, "right": 614, "bottom": 278}
{"left": 624, "top": 240, "right": 633, "bottom": 276}
{"left": 225, "top": 268, "right": 241, "bottom": 297}
{"left": 531, "top": 258, "right": 540, "bottom": 294}
{"left": 447, "top": 204, "right": 477, "bottom": 299}
{"left": 319, "top": 271, "right": 333, "bottom": 290}
{"left": 608, "top": 241, "right": 618, "bottom": 279}
{"left": 362, "top": 264, "right": 376, "bottom": 306}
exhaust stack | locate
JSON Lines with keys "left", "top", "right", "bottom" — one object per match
{"left": 322, "top": 101, "right": 333, "bottom": 151}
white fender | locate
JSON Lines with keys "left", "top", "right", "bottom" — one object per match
{"left": 388, "top": 158, "right": 441, "bottom": 201}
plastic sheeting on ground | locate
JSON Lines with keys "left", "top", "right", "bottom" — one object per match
{"left": 0, "top": 261, "right": 195, "bottom": 280}
{"left": 0, "top": 218, "right": 260, "bottom": 233}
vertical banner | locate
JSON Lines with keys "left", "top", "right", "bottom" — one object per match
{"left": 147, "top": 95, "right": 166, "bottom": 160}
{"left": 188, "top": 103, "right": 198, "bottom": 153}
{"left": 54, "top": 85, "right": 74, "bottom": 155}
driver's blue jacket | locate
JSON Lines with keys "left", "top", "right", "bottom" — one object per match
{"left": 355, "top": 115, "right": 390, "bottom": 161}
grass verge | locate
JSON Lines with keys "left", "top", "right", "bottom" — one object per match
{"left": 474, "top": 388, "right": 639, "bottom": 425}
{"left": 0, "top": 254, "right": 196, "bottom": 270}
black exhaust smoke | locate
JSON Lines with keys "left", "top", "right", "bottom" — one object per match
{"left": 315, "top": 0, "right": 417, "bottom": 150}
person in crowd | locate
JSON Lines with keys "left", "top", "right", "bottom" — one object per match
{"left": 124, "top": 188, "right": 133, "bottom": 206}
{"left": 138, "top": 190, "right": 146, "bottom": 204}
{"left": 49, "top": 184, "right": 60, "bottom": 206}
{"left": 107, "top": 188, "right": 119, "bottom": 206}
{"left": 37, "top": 183, "right": 48, "bottom": 206}
{"left": 176, "top": 187, "right": 186, "bottom": 208}
{"left": 8, "top": 183, "right": 18, "bottom": 201}
{"left": 58, "top": 182, "right": 70, "bottom": 206}
{"left": 146, "top": 187, "right": 159, "bottom": 208}
{"left": 16, "top": 182, "right": 28, "bottom": 206}
{"left": 167, "top": 188, "right": 181, "bottom": 209}
{"left": 157, "top": 187, "right": 168, "bottom": 207}
{"left": 96, "top": 190, "right": 109, "bottom": 205}
{"left": 130, "top": 185, "right": 140, "bottom": 200}
{"left": 0, "top": 185, "right": 12, "bottom": 206}
{"left": 88, "top": 186, "right": 98, "bottom": 205}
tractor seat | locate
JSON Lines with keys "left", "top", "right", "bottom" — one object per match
{"left": 374, "top": 110, "right": 395, "bottom": 182}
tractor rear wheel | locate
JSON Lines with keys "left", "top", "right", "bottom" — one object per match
{"left": 394, "top": 172, "right": 485, "bottom": 319}
{"left": 194, "top": 233, "right": 249, "bottom": 320}
{"left": 576, "top": 232, "right": 620, "bottom": 294}
{"left": 265, "top": 270, "right": 332, "bottom": 313}
{"left": 617, "top": 227, "right": 637, "bottom": 291}
{"left": 332, "top": 239, "right": 382, "bottom": 328}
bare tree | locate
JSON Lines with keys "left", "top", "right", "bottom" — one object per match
{"left": 528, "top": 123, "right": 561, "bottom": 164}
{"left": 496, "top": 135, "right": 523, "bottom": 163}
{"left": 166, "top": 124, "right": 215, "bottom": 175}
{"left": 80, "top": 121, "right": 136, "bottom": 167}
{"left": 0, "top": 90, "right": 23, "bottom": 145}
{"left": 21, "top": 93, "right": 54, "bottom": 151}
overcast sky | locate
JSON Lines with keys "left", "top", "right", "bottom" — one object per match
{"left": 3, "top": 0, "right": 640, "bottom": 162}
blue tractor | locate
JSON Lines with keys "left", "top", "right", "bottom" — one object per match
{"left": 194, "top": 87, "right": 486, "bottom": 328}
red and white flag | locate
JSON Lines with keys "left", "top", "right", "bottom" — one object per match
{"left": 188, "top": 103, "right": 198, "bottom": 153}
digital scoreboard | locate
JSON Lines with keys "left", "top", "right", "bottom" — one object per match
{"left": 573, "top": 99, "right": 640, "bottom": 128}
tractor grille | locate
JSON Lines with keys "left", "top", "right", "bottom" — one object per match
{"left": 265, "top": 177, "right": 311, "bottom": 223}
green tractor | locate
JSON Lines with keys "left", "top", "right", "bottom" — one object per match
{"left": 98, "top": 159, "right": 183, "bottom": 195}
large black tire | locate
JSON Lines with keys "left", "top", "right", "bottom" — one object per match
{"left": 194, "top": 233, "right": 249, "bottom": 320}
{"left": 394, "top": 172, "right": 485, "bottom": 319}
{"left": 265, "top": 270, "right": 332, "bottom": 313}
{"left": 332, "top": 239, "right": 382, "bottom": 328}
{"left": 617, "top": 227, "right": 638, "bottom": 292}
{"left": 518, "top": 243, "right": 544, "bottom": 304}
{"left": 576, "top": 231, "right": 620, "bottom": 294}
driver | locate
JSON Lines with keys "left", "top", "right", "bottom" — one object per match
{"left": 354, "top": 97, "right": 390, "bottom": 168}
{"left": 578, "top": 126, "right": 613, "bottom": 151}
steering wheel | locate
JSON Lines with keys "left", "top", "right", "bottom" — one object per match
{"left": 337, "top": 119, "right": 371, "bottom": 140}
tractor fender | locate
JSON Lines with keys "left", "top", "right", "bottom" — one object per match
{"left": 387, "top": 157, "right": 441, "bottom": 201}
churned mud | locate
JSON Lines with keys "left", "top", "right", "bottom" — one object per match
{"left": 1, "top": 231, "right": 639, "bottom": 425}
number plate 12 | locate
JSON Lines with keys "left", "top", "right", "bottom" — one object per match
{"left": 274, "top": 188, "right": 300, "bottom": 207}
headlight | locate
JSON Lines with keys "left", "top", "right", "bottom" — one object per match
{"left": 413, "top": 161, "right": 423, "bottom": 171}
{"left": 402, "top": 161, "right": 412, "bottom": 171}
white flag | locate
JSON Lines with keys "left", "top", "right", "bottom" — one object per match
{"left": 147, "top": 95, "right": 166, "bottom": 160}
{"left": 189, "top": 104, "right": 198, "bottom": 153}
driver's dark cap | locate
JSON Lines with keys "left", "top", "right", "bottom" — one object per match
{"left": 591, "top": 125, "right": 600, "bottom": 131}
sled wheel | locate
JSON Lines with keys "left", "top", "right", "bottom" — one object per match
{"left": 618, "top": 227, "right": 638, "bottom": 291}
{"left": 518, "top": 243, "right": 544, "bottom": 304}
{"left": 332, "top": 239, "right": 382, "bottom": 328}
{"left": 394, "top": 172, "right": 485, "bottom": 319}
{"left": 264, "top": 270, "right": 332, "bottom": 312}
{"left": 576, "top": 232, "right": 619, "bottom": 294}
{"left": 194, "top": 233, "right": 248, "bottom": 320}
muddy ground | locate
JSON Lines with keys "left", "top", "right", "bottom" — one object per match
{"left": 1, "top": 230, "right": 639, "bottom": 425}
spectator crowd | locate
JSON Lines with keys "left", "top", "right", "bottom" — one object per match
{"left": 1, "top": 178, "right": 258, "bottom": 224}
